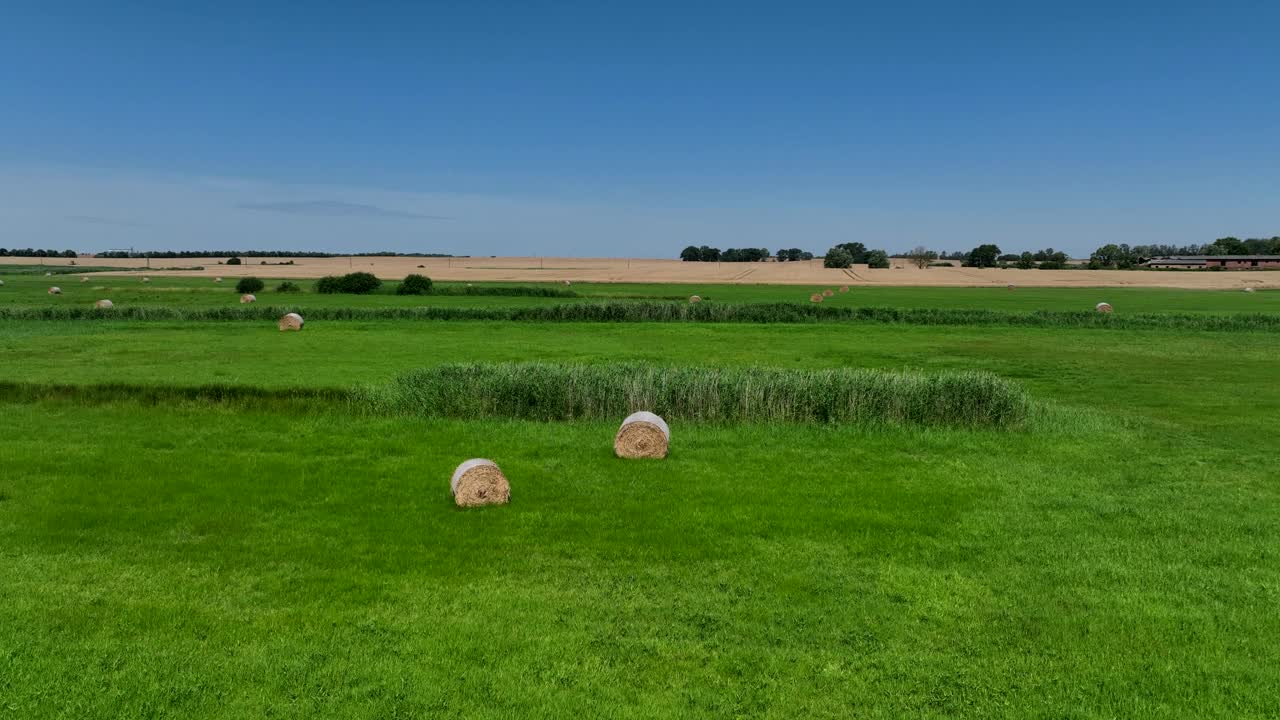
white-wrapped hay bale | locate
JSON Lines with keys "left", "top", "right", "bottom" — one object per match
{"left": 48, "top": 286, "right": 62, "bottom": 295}
{"left": 141, "top": 277, "right": 150, "bottom": 283}
{"left": 614, "top": 411, "right": 670, "bottom": 459}
{"left": 95, "top": 299, "right": 113, "bottom": 309}
{"left": 44, "top": 272, "right": 52, "bottom": 276}
{"left": 809, "top": 293, "right": 823, "bottom": 303}
{"left": 240, "top": 294, "right": 256, "bottom": 304}
{"left": 214, "top": 277, "right": 223, "bottom": 283}
{"left": 278, "top": 312, "right": 304, "bottom": 331}
{"left": 822, "top": 289, "right": 834, "bottom": 297}
{"left": 1095, "top": 302, "right": 1113, "bottom": 313}
{"left": 563, "top": 280, "right": 572, "bottom": 286}
{"left": 689, "top": 295, "right": 701, "bottom": 303}
{"left": 450, "top": 459, "right": 511, "bottom": 507}
{"left": 0, "top": 279, "right": 5, "bottom": 286}
{"left": 1244, "top": 287, "right": 1255, "bottom": 293}
{"left": 81, "top": 276, "right": 89, "bottom": 282}
{"left": 839, "top": 285, "right": 849, "bottom": 293}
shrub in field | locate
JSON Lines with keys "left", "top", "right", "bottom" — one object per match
{"left": 866, "top": 250, "right": 891, "bottom": 268}
{"left": 276, "top": 281, "right": 301, "bottom": 293}
{"left": 823, "top": 248, "right": 853, "bottom": 269}
{"left": 396, "top": 274, "right": 433, "bottom": 295}
{"left": 357, "top": 362, "right": 1031, "bottom": 428}
{"left": 235, "top": 277, "right": 264, "bottom": 294}
{"left": 316, "top": 272, "right": 382, "bottom": 294}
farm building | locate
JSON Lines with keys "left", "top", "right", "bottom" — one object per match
{"left": 1144, "top": 255, "right": 1280, "bottom": 270}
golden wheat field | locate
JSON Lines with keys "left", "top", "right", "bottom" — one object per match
{"left": 4, "top": 255, "right": 1277, "bottom": 289}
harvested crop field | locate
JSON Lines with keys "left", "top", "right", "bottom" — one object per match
{"left": 2, "top": 273, "right": 1278, "bottom": 718}
{"left": 4, "top": 254, "right": 1279, "bottom": 289}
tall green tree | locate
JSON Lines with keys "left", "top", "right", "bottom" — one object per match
{"left": 965, "top": 244, "right": 1001, "bottom": 268}
{"left": 823, "top": 247, "right": 853, "bottom": 269}
{"left": 906, "top": 246, "right": 938, "bottom": 269}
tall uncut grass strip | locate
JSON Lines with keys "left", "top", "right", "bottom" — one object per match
{"left": 356, "top": 362, "right": 1031, "bottom": 428}
{"left": 3, "top": 302, "right": 1278, "bottom": 331}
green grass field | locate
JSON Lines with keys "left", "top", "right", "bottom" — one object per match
{"left": 2, "top": 280, "right": 1278, "bottom": 718}
{"left": 2, "top": 273, "right": 1277, "bottom": 312}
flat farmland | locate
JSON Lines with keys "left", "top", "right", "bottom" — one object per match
{"left": 1, "top": 276, "right": 1277, "bottom": 718}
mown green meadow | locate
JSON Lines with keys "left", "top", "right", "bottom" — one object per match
{"left": 1, "top": 280, "right": 1278, "bottom": 718}
{"left": 2, "top": 272, "right": 1277, "bottom": 313}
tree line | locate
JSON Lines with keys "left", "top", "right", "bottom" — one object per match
{"left": 92, "top": 250, "right": 456, "bottom": 258}
{"left": 680, "top": 235, "right": 1280, "bottom": 270}
{"left": 0, "top": 248, "right": 79, "bottom": 258}
{"left": 680, "top": 246, "right": 807, "bottom": 262}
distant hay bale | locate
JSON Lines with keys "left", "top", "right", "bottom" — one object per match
{"left": 240, "top": 293, "right": 256, "bottom": 304}
{"left": 614, "top": 411, "right": 670, "bottom": 459}
{"left": 48, "top": 286, "right": 61, "bottom": 295}
{"left": 563, "top": 280, "right": 572, "bottom": 286}
{"left": 1007, "top": 284, "right": 1016, "bottom": 290}
{"left": 81, "top": 276, "right": 89, "bottom": 282}
{"left": 44, "top": 272, "right": 52, "bottom": 276}
{"left": 689, "top": 295, "right": 701, "bottom": 303}
{"left": 278, "top": 312, "right": 304, "bottom": 331}
{"left": 1244, "top": 287, "right": 1256, "bottom": 293}
{"left": 822, "top": 289, "right": 834, "bottom": 297}
{"left": 809, "top": 293, "right": 823, "bottom": 303}
{"left": 839, "top": 285, "right": 849, "bottom": 293}
{"left": 214, "top": 277, "right": 223, "bottom": 283}
{"left": 0, "top": 279, "right": 5, "bottom": 286}
{"left": 1095, "top": 302, "right": 1113, "bottom": 313}
{"left": 450, "top": 459, "right": 511, "bottom": 508}
{"left": 95, "top": 299, "right": 113, "bottom": 309}
{"left": 141, "top": 277, "right": 150, "bottom": 283}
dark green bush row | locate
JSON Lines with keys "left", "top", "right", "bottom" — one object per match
{"left": 236, "top": 277, "right": 265, "bottom": 293}
{"left": 396, "top": 274, "right": 433, "bottom": 295}
{"left": 354, "top": 362, "right": 1030, "bottom": 428}
{"left": 317, "top": 272, "right": 382, "bottom": 294}
{"left": 3, "top": 301, "right": 1278, "bottom": 331}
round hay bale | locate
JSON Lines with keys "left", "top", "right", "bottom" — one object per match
{"left": 214, "top": 277, "right": 223, "bottom": 283}
{"left": 1244, "top": 287, "right": 1256, "bottom": 293}
{"left": 141, "top": 277, "right": 150, "bottom": 283}
{"left": 822, "top": 289, "right": 834, "bottom": 297}
{"left": 614, "top": 411, "right": 670, "bottom": 459}
{"left": 240, "top": 293, "right": 256, "bottom": 304}
{"left": 81, "top": 276, "right": 89, "bottom": 282}
{"left": 809, "top": 293, "right": 823, "bottom": 303}
{"left": 44, "top": 272, "right": 52, "bottom": 276}
{"left": 94, "top": 299, "right": 113, "bottom": 309}
{"left": 1007, "top": 284, "right": 1016, "bottom": 291}
{"left": 0, "top": 279, "right": 5, "bottom": 286}
{"left": 689, "top": 295, "right": 701, "bottom": 303}
{"left": 563, "top": 280, "right": 572, "bottom": 286}
{"left": 1095, "top": 302, "right": 1113, "bottom": 313}
{"left": 450, "top": 459, "right": 511, "bottom": 507}
{"left": 48, "top": 286, "right": 62, "bottom": 295}
{"left": 839, "top": 285, "right": 849, "bottom": 293}
{"left": 278, "top": 312, "right": 304, "bottom": 331}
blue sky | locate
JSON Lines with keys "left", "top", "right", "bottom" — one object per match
{"left": 2, "top": 0, "right": 1277, "bottom": 257}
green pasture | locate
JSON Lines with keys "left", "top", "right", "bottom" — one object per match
{"left": 1, "top": 284, "right": 1278, "bottom": 717}
{"left": 1, "top": 272, "right": 1276, "bottom": 313}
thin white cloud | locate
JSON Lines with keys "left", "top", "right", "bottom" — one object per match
{"left": 237, "top": 200, "right": 450, "bottom": 220}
